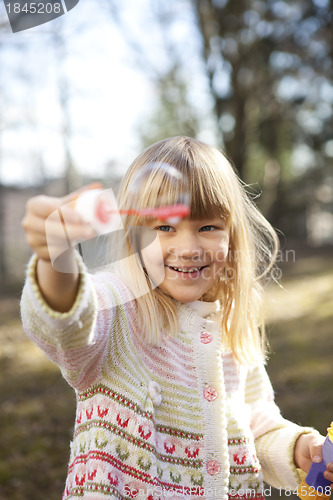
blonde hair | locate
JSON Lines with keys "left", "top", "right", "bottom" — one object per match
{"left": 113, "top": 136, "right": 279, "bottom": 365}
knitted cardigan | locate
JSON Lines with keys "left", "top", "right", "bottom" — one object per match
{"left": 20, "top": 255, "right": 311, "bottom": 500}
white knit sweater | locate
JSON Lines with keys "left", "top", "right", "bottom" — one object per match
{"left": 20, "top": 255, "right": 311, "bottom": 499}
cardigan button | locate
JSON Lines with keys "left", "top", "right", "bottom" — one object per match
{"left": 200, "top": 331, "right": 213, "bottom": 344}
{"left": 206, "top": 460, "right": 221, "bottom": 475}
{"left": 203, "top": 386, "right": 217, "bottom": 401}
{"left": 148, "top": 381, "right": 162, "bottom": 406}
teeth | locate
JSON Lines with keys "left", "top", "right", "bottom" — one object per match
{"left": 170, "top": 266, "right": 203, "bottom": 272}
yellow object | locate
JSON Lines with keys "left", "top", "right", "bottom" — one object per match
{"left": 327, "top": 422, "right": 333, "bottom": 443}
{"left": 298, "top": 479, "right": 331, "bottom": 500}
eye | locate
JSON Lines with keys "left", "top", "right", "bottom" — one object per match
{"left": 155, "top": 225, "right": 174, "bottom": 232}
{"left": 199, "top": 225, "right": 217, "bottom": 232}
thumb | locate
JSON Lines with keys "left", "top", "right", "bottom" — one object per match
{"left": 61, "top": 182, "right": 104, "bottom": 205}
{"left": 310, "top": 436, "right": 325, "bottom": 463}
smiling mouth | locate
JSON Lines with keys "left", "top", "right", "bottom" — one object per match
{"left": 167, "top": 265, "right": 209, "bottom": 273}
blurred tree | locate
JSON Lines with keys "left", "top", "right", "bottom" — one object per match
{"left": 0, "top": 139, "right": 5, "bottom": 287}
{"left": 51, "top": 27, "right": 82, "bottom": 193}
{"left": 0, "top": 14, "right": 35, "bottom": 287}
{"left": 104, "top": 0, "right": 332, "bottom": 180}
{"left": 193, "top": 0, "right": 333, "bottom": 211}
{"left": 102, "top": 0, "right": 207, "bottom": 147}
{"left": 138, "top": 64, "right": 201, "bottom": 147}
{"left": 0, "top": 12, "right": 83, "bottom": 288}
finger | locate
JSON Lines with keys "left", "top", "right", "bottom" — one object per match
{"left": 23, "top": 223, "right": 70, "bottom": 260}
{"left": 26, "top": 195, "right": 63, "bottom": 219}
{"left": 48, "top": 203, "right": 95, "bottom": 232}
{"left": 61, "top": 182, "right": 103, "bottom": 205}
{"left": 310, "top": 442, "right": 324, "bottom": 463}
{"left": 324, "top": 463, "right": 333, "bottom": 484}
{"left": 24, "top": 229, "right": 48, "bottom": 251}
{"left": 45, "top": 217, "right": 95, "bottom": 247}
{"left": 22, "top": 211, "right": 57, "bottom": 237}
{"left": 25, "top": 185, "right": 103, "bottom": 222}
{"left": 23, "top": 209, "right": 94, "bottom": 245}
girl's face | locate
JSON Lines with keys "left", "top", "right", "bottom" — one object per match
{"left": 141, "top": 218, "right": 230, "bottom": 303}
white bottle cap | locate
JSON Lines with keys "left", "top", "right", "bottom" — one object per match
{"left": 74, "top": 188, "right": 123, "bottom": 235}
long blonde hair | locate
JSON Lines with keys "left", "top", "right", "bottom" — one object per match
{"left": 114, "top": 136, "right": 278, "bottom": 365}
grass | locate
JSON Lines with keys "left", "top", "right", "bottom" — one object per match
{"left": 265, "top": 253, "right": 333, "bottom": 433}
{"left": 0, "top": 252, "right": 332, "bottom": 499}
{"left": 0, "top": 318, "right": 75, "bottom": 500}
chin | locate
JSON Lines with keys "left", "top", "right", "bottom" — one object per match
{"left": 162, "top": 288, "right": 206, "bottom": 304}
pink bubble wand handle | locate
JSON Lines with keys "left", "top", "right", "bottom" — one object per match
{"left": 118, "top": 204, "right": 190, "bottom": 220}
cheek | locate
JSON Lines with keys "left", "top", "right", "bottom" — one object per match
{"left": 139, "top": 229, "right": 163, "bottom": 264}
{"left": 213, "top": 235, "right": 230, "bottom": 265}
{"left": 140, "top": 238, "right": 165, "bottom": 286}
{"left": 141, "top": 239, "right": 162, "bottom": 262}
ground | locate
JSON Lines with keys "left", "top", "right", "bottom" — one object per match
{"left": 0, "top": 251, "right": 332, "bottom": 500}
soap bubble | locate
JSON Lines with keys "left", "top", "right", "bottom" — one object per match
{"left": 122, "top": 161, "right": 190, "bottom": 224}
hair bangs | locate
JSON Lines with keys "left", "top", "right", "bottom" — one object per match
{"left": 119, "top": 160, "right": 187, "bottom": 220}
{"left": 118, "top": 139, "right": 232, "bottom": 225}
{"left": 187, "top": 167, "right": 231, "bottom": 222}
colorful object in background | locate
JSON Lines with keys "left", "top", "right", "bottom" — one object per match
{"left": 298, "top": 423, "right": 333, "bottom": 500}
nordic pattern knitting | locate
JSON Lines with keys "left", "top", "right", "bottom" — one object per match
{"left": 20, "top": 254, "right": 313, "bottom": 499}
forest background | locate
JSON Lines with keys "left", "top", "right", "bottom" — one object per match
{"left": 0, "top": 1, "right": 332, "bottom": 499}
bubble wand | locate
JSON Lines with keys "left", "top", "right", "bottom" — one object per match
{"left": 73, "top": 162, "right": 191, "bottom": 232}
{"left": 73, "top": 189, "right": 190, "bottom": 233}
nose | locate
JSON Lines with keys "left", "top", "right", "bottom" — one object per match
{"left": 171, "top": 231, "right": 204, "bottom": 261}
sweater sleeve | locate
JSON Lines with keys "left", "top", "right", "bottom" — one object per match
{"left": 20, "top": 253, "right": 135, "bottom": 391}
{"left": 245, "top": 363, "right": 314, "bottom": 490}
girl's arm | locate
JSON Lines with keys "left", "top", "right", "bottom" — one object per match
{"left": 36, "top": 256, "right": 80, "bottom": 313}
{"left": 21, "top": 253, "right": 136, "bottom": 391}
{"left": 21, "top": 252, "right": 100, "bottom": 390}
{"left": 21, "top": 187, "right": 98, "bottom": 311}
{"left": 20, "top": 185, "right": 113, "bottom": 391}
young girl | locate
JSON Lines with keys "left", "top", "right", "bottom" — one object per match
{"left": 21, "top": 137, "right": 332, "bottom": 499}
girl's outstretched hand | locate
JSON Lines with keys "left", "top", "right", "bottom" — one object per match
{"left": 294, "top": 432, "right": 325, "bottom": 472}
{"left": 294, "top": 432, "right": 333, "bottom": 488}
{"left": 22, "top": 183, "right": 101, "bottom": 263}
{"left": 21, "top": 183, "right": 101, "bottom": 312}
